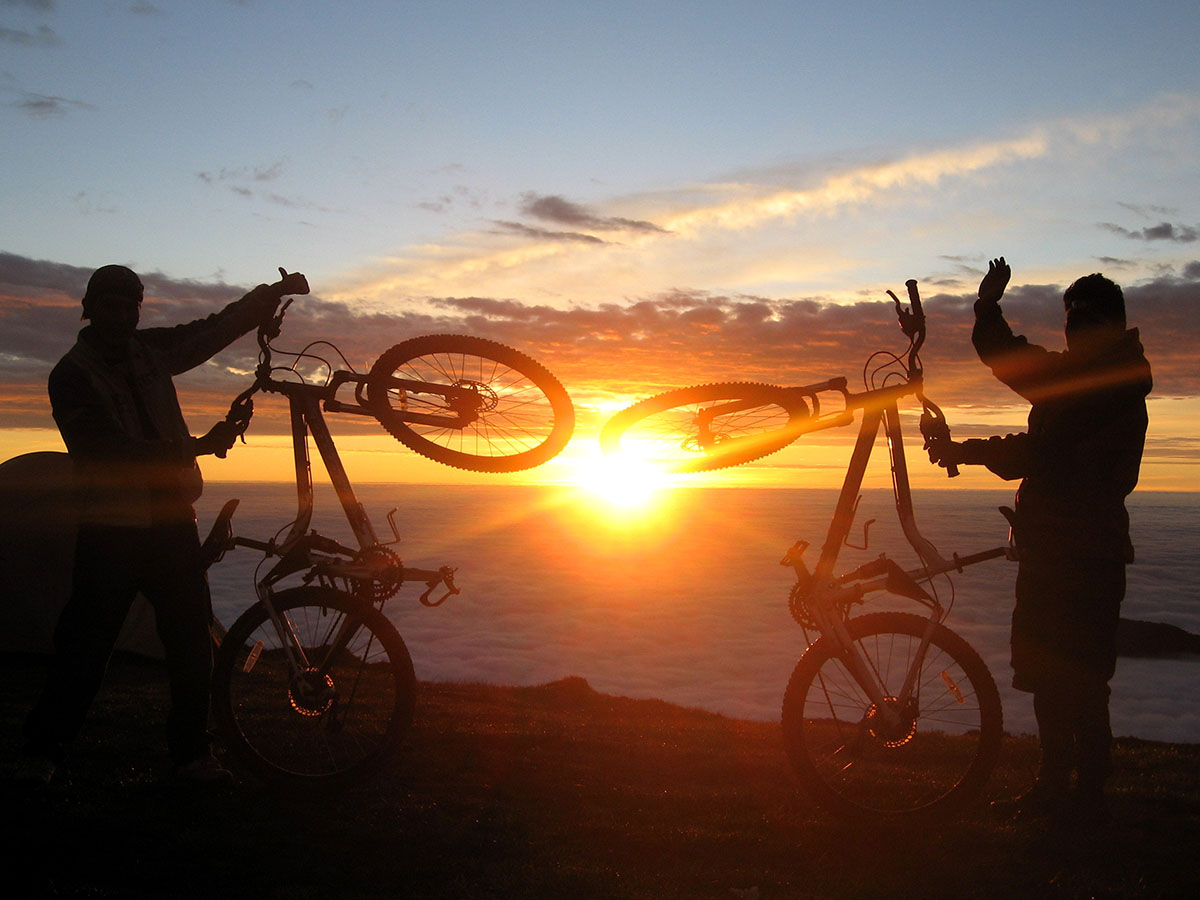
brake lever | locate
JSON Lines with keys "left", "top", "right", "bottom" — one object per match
{"left": 215, "top": 394, "right": 255, "bottom": 459}
{"left": 919, "top": 401, "right": 959, "bottom": 478}
{"left": 886, "top": 279, "right": 926, "bottom": 338}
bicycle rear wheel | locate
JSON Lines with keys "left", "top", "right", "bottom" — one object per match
{"left": 599, "top": 382, "right": 808, "bottom": 472}
{"left": 366, "top": 334, "right": 574, "bottom": 472}
{"left": 781, "top": 612, "right": 1002, "bottom": 819}
{"left": 212, "top": 587, "right": 415, "bottom": 788}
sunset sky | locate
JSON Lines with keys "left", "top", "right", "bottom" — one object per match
{"left": 2, "top": 0, "right": 1198, "bottom": 492}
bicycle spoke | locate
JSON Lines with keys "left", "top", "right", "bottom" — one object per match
{"left": 213, "top": 588, "right": 415, "bottom": 786}
{"left": 783, "top": 612, "right": 1002, "bottom": 818}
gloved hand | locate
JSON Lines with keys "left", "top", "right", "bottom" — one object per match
{"left": 925, "top": 436, "right": 965, "bottom": 470}
{"left": 274, "top": 267, "right": 309, "bottom": 297}
{"left": 195, "top": 419, "right": 243, "bottom": 458}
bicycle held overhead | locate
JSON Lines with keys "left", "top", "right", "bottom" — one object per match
{"left": 601, "top": 277, "right": 1010, "bottom": 819}
{"left": 204, "top": 273, "right": 575, "bottom": 787}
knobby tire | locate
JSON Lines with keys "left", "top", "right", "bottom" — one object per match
{"left": 781, "top": 612, "right": 1002, "bottom": 819}
{"left": 366, "top": 334, "right": 574, "bottom": 472}
{"left": 212, "top": 586, "right": 416, "bottom": 789}
{"left": 599, "top": 382, "right": 809, "bottom": 472}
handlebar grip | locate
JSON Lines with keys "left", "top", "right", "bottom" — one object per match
{"left": 905, "top": 279, "right": 921, "bottom": 314}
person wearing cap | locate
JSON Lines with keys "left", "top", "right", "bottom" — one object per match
{"left": 20, "top": 264, "right": 308, "bottom": 786}
{"left": 926, "top": 258, "right": 1152, "bottom": 825}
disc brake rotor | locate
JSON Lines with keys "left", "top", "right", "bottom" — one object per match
{"left": 864, "top": 696, "right": 918, "bottom": 748}
{"left": 450, "top": 379, "right": 499, "bottom": 413}
{"left": 289, "top": 669, "right": 336, "bottom": 717}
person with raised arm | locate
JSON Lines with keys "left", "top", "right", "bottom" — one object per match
{"left": 926, "top": 257, "right": 1152, "bottom": 825}
{"left": 19, "top": 264, "right": 308, "bottom": 787}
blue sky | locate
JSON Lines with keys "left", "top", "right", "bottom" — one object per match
{"left": 4, "top": 0, "right": 1198, "bottom": 290}
{"left": 2, "top": 0, "right": 1198, "bottom": 487}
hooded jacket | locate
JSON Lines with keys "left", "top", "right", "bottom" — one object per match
{"left": 49, "top": 284, "right": 279, "bottom": 527}
{"left": 958, "top": 299, "right": 1153, "bottom": 562}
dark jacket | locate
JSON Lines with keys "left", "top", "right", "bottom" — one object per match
{"left": 50, "top": 286, "right": 278, "bottom": 526}
{"left": 959, "top": 299, "right": 1152, "bottom": 562}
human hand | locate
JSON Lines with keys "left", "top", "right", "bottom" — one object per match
{"left": 978, "top": 257, "right": 1010, "bottom": 305}
{"left": 275, "top": 267, "right": 310, "bottom": 297}
{"left": 196, "top": 419, "right": 243, "bottom": 458}
{"left": 925, "top": 436, "right": 964, "bottom": 470}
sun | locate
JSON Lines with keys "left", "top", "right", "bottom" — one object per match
{"left": 569, "top": 449, "right": 670, "bottom": 510}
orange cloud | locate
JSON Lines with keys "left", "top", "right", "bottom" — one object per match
{"left": 3, "top": 251, "right": 1198, "bottom": 489}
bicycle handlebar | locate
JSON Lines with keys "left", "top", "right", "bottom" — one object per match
{"left": 886, "top": 278, "right": 958, "bottom": 478}
{"left": 905, "top": 278, "right": 922, "bottom": 314}
{"left": 214, "top": 288, "right": 304, "bottom": 453}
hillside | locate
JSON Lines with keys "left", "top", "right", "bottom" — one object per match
{"left": 3, "top": 653, "right": 1197, "bottom": 899}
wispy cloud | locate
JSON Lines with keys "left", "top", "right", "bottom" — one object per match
{"left": 0, "top": 24, "right": 58, "bottom": 46}
{"left": 328, "top": 93, "right": 1200, "bottom": 310}
{"left": 490, "top": 222, "right": 608, "bottom": 244}
{"left": 1100, "top": 222, "right": 1199, "bottom": 243}
{"left": 196, "top": 160, "right": 287, "bottom": 185}
{"left": 195, "top": 159, "right": 332, "bottom": 212}
{"left": 10, "top": 90, "right": 91, "bottom": 118}
{"left": 520, "top": 193, "right": 668, "bottom": 235}
{"left": 486, "top": 193, "right": 669, "bottom": 246}
{"left": 659, "top": 135, "right": 1050, "bottom": 237}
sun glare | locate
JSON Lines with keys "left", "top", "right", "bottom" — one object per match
{"left": 571, "top": 451, "right": 669, "bottom": 511}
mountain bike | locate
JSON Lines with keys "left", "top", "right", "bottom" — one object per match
{"left": 203, "top": 280, "right": 574, "bottom": 787}
{"left": 601, "top": 279, "right": 1009, "bottom": 819}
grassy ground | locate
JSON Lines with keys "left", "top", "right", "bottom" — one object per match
{"left": 3, "top": 653, "right": 1197, "bottom": 900}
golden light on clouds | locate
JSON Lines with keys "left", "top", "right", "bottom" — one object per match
{"left": 663, "top": 134, "right": 1050, "bottom": 237}
{"left": 327, "top": 128, "right": 1061, "bottom": 312}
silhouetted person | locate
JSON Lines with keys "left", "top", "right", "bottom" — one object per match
{"left": 20, "top": 264, "right": 309, "bottom": 786}
{"left": 927, "top": 258, "right": 1152, "bottom": 824}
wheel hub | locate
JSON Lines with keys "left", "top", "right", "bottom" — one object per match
{"left": 289, "top": 669, "right": 336, "bottom": 717}
{"left": 864, "top": 696, "right": 918, "bottom": 748}
{"left": 450, "top": 379, "right": 499, "bottom": 413}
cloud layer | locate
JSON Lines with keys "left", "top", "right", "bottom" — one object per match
{"left": 3, "top": 251, "right": 1197, "bottom": 443}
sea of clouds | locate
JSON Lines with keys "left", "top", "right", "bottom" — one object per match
{"left": 201, "top": 483, "right": 1200, "bottom": 743}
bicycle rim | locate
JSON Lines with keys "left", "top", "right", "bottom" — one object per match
{"left": 213, "top": 587, "right": 415, "bottom": 787}
{"left": 366, "top": 334, "right": 574, "bottom": 472}
{"left": 782, "top": 612, "right": 1002, "bottom": 818}
{"left": 599, "top": 382, "right": 808, "bottom": 473}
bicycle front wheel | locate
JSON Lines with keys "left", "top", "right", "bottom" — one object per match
{"left": 599, "top": 382, "right": 808, "bottom": 472}
{"left": 212, "top": 587, "right": 416, "bottom": 788}
{"left": 366, "top": 334, "right": 575, "bottom": 472}
{"left": 782, "top": 612, "right": 1002, "bottom": 819}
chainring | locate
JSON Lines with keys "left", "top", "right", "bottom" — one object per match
{"left": 352, "top": 545, "right": 404, "bottom": 603}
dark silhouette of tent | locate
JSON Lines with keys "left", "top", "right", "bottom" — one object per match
{"left": 0, "top": 451, "right": 163, "bottom": 658}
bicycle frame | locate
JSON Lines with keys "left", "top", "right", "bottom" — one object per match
{"left": 211, "top": 312, "right": 460, "bottom": 680}
{"left": 325, "top": 369, "right": 491, "bottom": 429}
{"left": 776, "top": 286, "right": 1007, "bottom": 730}
{"left": 602, "top": 277, "right": 1011, "bottom": 814}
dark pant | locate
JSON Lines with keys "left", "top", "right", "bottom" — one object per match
{"left": 24, "top": 519, "right": 214, "bottom": 767}
{"left": 1033, "top": 677, "right": 1113, "bottom": 790}
{"left": 1012, "top": 555, "right": 1124, "bottom": 790}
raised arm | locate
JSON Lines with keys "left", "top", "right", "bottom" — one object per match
{"left": 145, "top": 268, "right": 310, "bottom": 375}
{"left": 971, "top": 257, "right": 1061, "bottom": 402}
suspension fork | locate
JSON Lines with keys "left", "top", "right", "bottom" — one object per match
{"left": 253, "top": 586, "right": 369, "bottom": 685}
{"left": 253, "top": 588, "right": 315, "bottom": 677}
{"left": 811, "top": 589, "right": 940, "bottom": 727}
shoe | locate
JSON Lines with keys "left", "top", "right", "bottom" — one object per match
{"left": 13, "top": 756, "right": 58, "bottom": 788}
{"left": 173, "top": 755, "right": 233, "bottom": 786}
